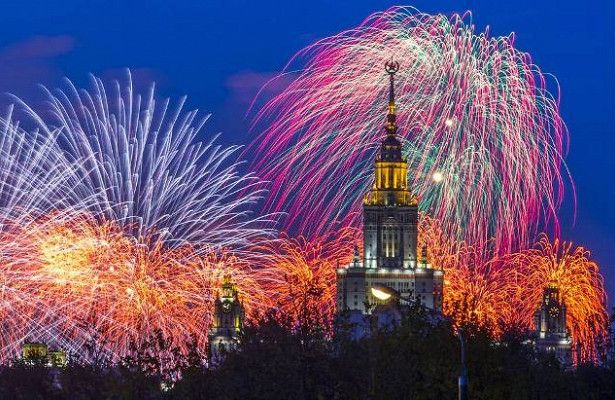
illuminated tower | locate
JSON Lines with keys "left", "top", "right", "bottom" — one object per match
{"left": 532, "top": 283, "right": 572, "bottom": 365}
{"left": 337, "top": 62, "right": 443, "bottom": 315}
{"left": 363, "top": 61, "right": 417, "bottom": 269}
{"left": 208, "top": 275, "right": 245, "bottom": 363}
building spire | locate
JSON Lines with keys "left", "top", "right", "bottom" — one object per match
{"left": 353, "top": 243, "right": 361, "bottom": 267}
{"left": 420, "top": 245, "right": 429, "bottom": 268}
{"left": 384, "top": 60, "right": 400, "bottom": 136}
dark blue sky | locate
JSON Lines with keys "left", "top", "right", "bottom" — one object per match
{"left": 1, "top": 1, "right": 613, "bottom": 299}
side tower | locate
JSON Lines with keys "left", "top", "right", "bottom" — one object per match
{"left": 532, "top": 283, "right": 572, "bottom": 365}
{"left": 337, "top": 62, "right": 443, "bottom": 315}
{"left": 208, "top": 275, "right": 245, "bottom": 363}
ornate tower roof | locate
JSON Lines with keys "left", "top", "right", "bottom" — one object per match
{"left": 532, "top": 282, "right": 572, "bottom": 365}
{"left": 364, "top": 61, "right": 415, "bottom": 207}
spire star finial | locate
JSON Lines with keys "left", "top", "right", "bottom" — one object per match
{"left": 384, "top": 61, "right": 400, "bottom": 135}
{"left": 385, "top": 60, "right": 400, "bottom": 75}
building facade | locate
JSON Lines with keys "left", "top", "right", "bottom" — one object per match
{"left": 208, "top": 275, "right": 245, "bottom": 362}
{"left": 336, "top": 62, "right": 444, "bottom": 315}
{"left": 22, "top": 342, "right": 66, "bottom": 367}
{"left": 531, "top": 283, "right": 572, "bottom": 365}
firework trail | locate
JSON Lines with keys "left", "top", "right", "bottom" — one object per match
{"left": 251, "top": 6, "right": 570, "bottom": 254}
{"left": 507, "top": 235, "right": 608, "bottom": 363}
{"left": 0, "top": 73, "right": 280, "bottom": 360}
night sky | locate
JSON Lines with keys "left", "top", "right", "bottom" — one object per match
{"left": 1, "top": 1, "right": 613, "bottom": 299}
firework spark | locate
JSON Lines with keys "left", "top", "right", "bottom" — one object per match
{"left": 0, "top": 211, "right": 274, "bottom": 359}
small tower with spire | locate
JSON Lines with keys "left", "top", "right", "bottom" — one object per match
{"left": 208, "top": 275, "right": 245, "bottom": 364}
{"left": 336, "top": 62, "right": 444, "bottom": 315}
{"left": 532, "top": 282, "right": 572, "bottom": 365}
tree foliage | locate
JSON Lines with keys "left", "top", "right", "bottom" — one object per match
{"left": 1, "top": 308, "right": 614, "bottom": 399}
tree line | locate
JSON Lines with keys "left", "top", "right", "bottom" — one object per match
{"left": 2, "top": 304, "right": 614, "bottom": 399}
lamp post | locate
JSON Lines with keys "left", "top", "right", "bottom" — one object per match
{"left": 370, "top": 284, "right": 468, "bottom": 399}
{"left": 458, "top": 327, "right": 467, "bottom": 400}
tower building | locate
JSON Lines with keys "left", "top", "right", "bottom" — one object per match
{"left": 208, "top": 275, "right": 245, "bottom": 362}
{"left": 532, "top": 283, "right": 572, "bottom": 365}
{"left": 336, "top": 62, "right": 444, "bottom": 315}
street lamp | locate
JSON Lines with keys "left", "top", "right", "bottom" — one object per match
{"left": 458, "top": 327, "right": 468, "bottom": 400}
{"left": 369, "top": 284, "right": 468, "bottom": 400}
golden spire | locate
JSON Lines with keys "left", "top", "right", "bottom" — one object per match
{"left": 364, "top": 61, "right": 417, "bottom": 207}
{"left": 363, "top": 61, "right": 415, "bottom": 207}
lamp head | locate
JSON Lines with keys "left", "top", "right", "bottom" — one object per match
{"left": 371, "top": 283, "right": 401, "bottom": 302}
{"left": 371, "top": 287, "right": 393, "bottom": 301}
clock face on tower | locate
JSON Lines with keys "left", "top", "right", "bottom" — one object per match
{"left": 222, "top": 301, "right": 232, "bottom": 313}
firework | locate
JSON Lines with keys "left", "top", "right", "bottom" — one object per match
{"left": 0, "top": 74, "right": 277, "bottom": 360}
{"left": 0, "top": 211, "right": 275, "bottom": 359}
{"left": 418, "top": 214, "right": 607, "bottom": 362}
{"left": 441, "top": 243, "right": 518, "bottom": 333}
{"left": 245, "top": 6, "right": 607, "bottom": 359}
{"left": 418, "top": 215, "right": 516, "bottom": 332}
{"left": 17, "top": 72, "right": 272, "bottom": 251}
{"left": 252, "top": 227, "right": 360, "bottom": 320}
{"left": 250, "top": 6, "right": 569, "bottom": 254}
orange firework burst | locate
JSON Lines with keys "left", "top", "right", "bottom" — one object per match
{"left": 0, "top": 211, "right": 276, "bottom": 360}
{"left": 253, "top": 228, "right": 360, "bottom": 321}
{"left": 507, "top": 235, "right": 608, "bottom": 362}
{"left": 419, "top": 214, "right": 522, "bottom": 333}
{"left": 441, "top": 244, "right": 520, "bottom": 334}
